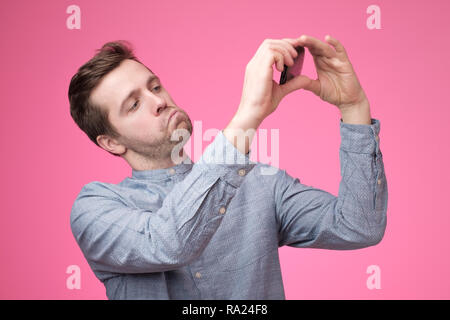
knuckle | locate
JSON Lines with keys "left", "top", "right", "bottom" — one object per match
{"left": 282, "top": 38, "right": 295, "bottom": 46}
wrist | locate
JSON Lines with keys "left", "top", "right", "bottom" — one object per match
{"left": 339, "top": 98, "right": 372, "bottom": 125}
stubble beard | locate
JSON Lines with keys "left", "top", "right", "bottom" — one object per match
{"left": 123, "top": 110, "right": 193, "bottom": 161}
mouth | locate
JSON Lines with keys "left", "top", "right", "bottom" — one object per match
{"left": 167, "top": 110, "right": 178, "bottom": 125}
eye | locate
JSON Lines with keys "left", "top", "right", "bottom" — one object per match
{"left": 130, "top": 100, "right": 139, "bottom": 111}
{"left": 129, "top": 86, "right": 161, "bottom": 112}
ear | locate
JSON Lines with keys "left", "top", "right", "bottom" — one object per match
{"left": 96, "top": 134, "right": 126, "bottom": 156}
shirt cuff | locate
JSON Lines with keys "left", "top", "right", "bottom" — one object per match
{"left": 339, "top": 118, "right": 381, "bottom": 154}
{"left": 195, "top": 129, "right": 256, "bottom": 188}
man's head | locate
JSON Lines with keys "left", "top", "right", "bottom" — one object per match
{"left": 68, "top": 40, "right": 193, "bottom": 168}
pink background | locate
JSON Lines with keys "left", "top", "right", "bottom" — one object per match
{"left": 1, "top": 0, "right": 449, "bottom": 299}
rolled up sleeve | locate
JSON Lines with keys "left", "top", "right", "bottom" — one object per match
{"left": 275, "top": 118, "right": 388, "bottom": 250}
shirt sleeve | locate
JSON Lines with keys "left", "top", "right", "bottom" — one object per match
{"left": 274, "top": 118, "right": 388, "bottom": 250}
{"left": 70, "top": 130, "right": 256, "bottom": 274}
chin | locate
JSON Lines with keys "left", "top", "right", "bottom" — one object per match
{"left": 176, "top": 121, "right": 192, "bottom": 134}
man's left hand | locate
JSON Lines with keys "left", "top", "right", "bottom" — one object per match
{"left": 285, "top": 34, "right": 369, "bottom": 112}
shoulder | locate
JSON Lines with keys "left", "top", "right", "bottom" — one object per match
{"left": 76, "top": 180, "right": 122, "bottom": 198}
{"left": 245, "top": 163, "right": 294, "bottom": 199}
{"left": 251, "top": 163, "right": 306, "bottom": 200}
{"left": 251, "top": 163, "right": 295, "bottom": 185}
{"left": 70, "top": 181, "right": 121, "bottom": 221}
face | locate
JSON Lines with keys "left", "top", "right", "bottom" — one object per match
{"left": 90, "top": 59, "right": 193, "bottom": 160}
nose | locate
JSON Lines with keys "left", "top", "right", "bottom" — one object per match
{"left": 151, "top": 96, "right": 167, "bottom": 116}
{"left": 156, "top": 104, "right": 166, "bottom": 115}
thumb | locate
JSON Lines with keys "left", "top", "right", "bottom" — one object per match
{"left": 280, "top": 74, "right": 321, "bottom": 97}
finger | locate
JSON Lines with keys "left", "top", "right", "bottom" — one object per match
{"left": 281, "top": 74, "right": 321, "bottom": 97}
{"left": 301, "top": 76, "right": 321, "bottom": 96}
{"left": 270, "top": 50, "right": 284, "bottom": 72}
{"left": 324, "top": 34, "right": 348, "bottom": 59}
{"left": 282, "top": 38, "right": 304, "bottom": 51}
{"left": 279, "top": 39, "right": 301, "bottom": 59}
{"left": 296, "top": 34, "right": 336, "bottom": 58}
{"left": 270, "top": 43, "right": 295, "bottom": 67}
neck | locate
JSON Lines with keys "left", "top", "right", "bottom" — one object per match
{"left": 125, "top": 148, "right": 189, "bottom": 171}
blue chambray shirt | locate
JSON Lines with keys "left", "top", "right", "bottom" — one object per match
{"left": 70, "top": 118, "right": 387, "bottom": 300}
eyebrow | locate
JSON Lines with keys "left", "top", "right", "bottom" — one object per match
{"left": 119, "top": 74, "right": 159, "bottom": 114}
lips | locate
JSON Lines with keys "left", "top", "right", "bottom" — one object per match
{"left": 168, "top": 110, "right": 178, "bottom": 125}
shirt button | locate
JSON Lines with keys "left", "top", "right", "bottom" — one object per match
{"left": 377, "top": 179, "right": 382, "bottom": 185}
{"left": 238, "top": 169, "right": 246, "bottom": 176}
{"left": 219, "top": 206, "right": 226, "bottom": 214}
{"left": 195, "top": 272, "right": 202, "bottom": 278}
{"left": 375, "top": 135, "right": 379, "bottom": 142}
{"left": 169, "top": 168, "right": 175, "bottom": 175}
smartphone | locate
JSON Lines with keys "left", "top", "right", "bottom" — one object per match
{"left": 279, "top": 46, "right": 305, "bottom": 85}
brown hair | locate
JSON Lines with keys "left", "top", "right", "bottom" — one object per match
{"left": 68, "top": 40, "right": 153, "bottom": 157}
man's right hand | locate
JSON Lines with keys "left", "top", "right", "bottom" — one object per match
{"left": 235, "top": 37, "right": 308, "bottom": 125}
{"left": 223, "top": 37, "right": 307, "bottom": 155}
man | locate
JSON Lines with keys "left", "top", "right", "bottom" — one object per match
{"left": 68, "top": 34, "right": 387, "bottom": 299}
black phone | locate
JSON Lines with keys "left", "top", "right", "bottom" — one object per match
{"left": 279, "top": 46, "right": 305, "bottom": 85}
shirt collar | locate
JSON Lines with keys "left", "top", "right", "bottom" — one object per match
{"left": 130, "top": 155, "right": 193, "bottom": 181}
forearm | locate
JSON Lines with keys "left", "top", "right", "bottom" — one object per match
{"left": 274, "top": 117, "right": 387, "bottom": 250}
{"left": 223, "top": 107, "right": 263, "bottom": 155}
{"left": 336, "top": 117, "right": 387, "bottom": 242}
